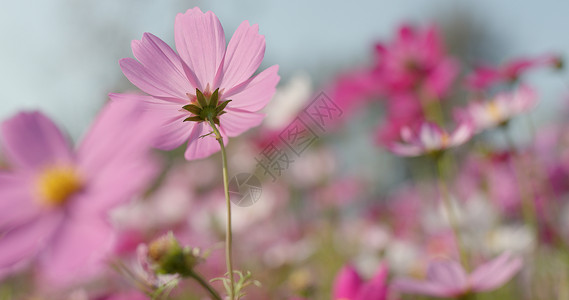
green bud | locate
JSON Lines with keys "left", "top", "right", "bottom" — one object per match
{"left": 147, "top": 232, "right": 202, "bottom": 276}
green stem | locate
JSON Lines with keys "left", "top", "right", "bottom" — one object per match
{"left": 436, "top": 154, "right": 470, "bottom": 271}
{"left": 208, "top": 118, "right": 235, "bottom": 300}
{"left": 187, "top": 270, "right": 223, "bottom": 300}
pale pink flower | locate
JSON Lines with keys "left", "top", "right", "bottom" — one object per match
{"left": 115, "top": 7, "right": 280, "bottom": 160}
{"left": 333, "top": 263, "right": 390, "bottom": 300}
{"left": 466, "top": 54, "right": 562, "bottom": 90}
{"left": 393, "top": 252, "right": 523, "bottom": 298}
{"left": 387, "top": 121, "right": 473, "bottom": 157}
{"left": 0, "top": 101, "right": 158, "bottom": 285}
{"left": 460, "top": 85, "right": 537, "bottom": 132}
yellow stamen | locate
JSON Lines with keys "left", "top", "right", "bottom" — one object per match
{"left": 36, "top": 166, "right": 82, "bottom": 207}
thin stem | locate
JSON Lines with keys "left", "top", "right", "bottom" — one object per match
{"left": 188, "top": 270, "right": 223, "bottom": 300}
{"left": 208, "top": 118, "right": 235, "bottom": 300}
{"left": 436, "top": 154, "right": 470, "bottom": 271}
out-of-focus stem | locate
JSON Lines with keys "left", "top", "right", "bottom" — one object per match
{"left": 435, "top": 154, "right": 470, "bottom": 271}
{"left": 208, "top": 118, "right": 235, "bottom": 300}
{"left": 187, "top": 270, "right": 223, "bottom": 300}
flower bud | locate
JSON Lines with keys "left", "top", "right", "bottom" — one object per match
{"left": 146, "top": 232, "right": 202, "bottom": 276}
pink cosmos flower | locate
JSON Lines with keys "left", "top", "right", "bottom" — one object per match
{"left": 0, "top": 101, "right": 158, "bottom": 285}
{"left": 333, "top": 263, "right": 390, "bottom": 300}
{"left": 466, "top": 54, "right": 562, "bottom": 91}
{"left": 115, "top": 7, "right": 280, "bottom": 160}
{"left": 374, "top": 24, "right": 458, "bottom": 99}
{"left": 387, "top": 121, "right": 473, "bottom": 157}
{"left": 375, "top": 93, "right": 425, "bottom": 145}
{"left": 393, "top": 252, "right": 523, "bottom": 298}
{"left": 459, "top": 85, "right": 537, "bottom": 133}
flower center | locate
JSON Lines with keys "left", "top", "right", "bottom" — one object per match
{"left": 36, "top": 165, "right": 82, "bottom": 207}
{"left": 440, "top": 132, "right": 450, "bottom": 148}
{"left": 182, "top": 87, "right": 231, "bottom": 126}
{"left": 486, "top": 101, "right": 503, "bottom": 123}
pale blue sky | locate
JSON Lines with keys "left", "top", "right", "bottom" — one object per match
{"left": 1, "top": 0, "right": 568, "bottom": 138}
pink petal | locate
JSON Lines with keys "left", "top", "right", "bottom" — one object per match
{"left": 219, "top": 108, "right": 264, "bottom": 137}
{"left": 120, "top": 58, "right": 186, "bottom": 101}
{"left": 426, "top": 259, "right": 468, "bottom": 289}
{"left": 355, "top": 263, "right": 389, "bottom": 300}
{"left": 40, "top": 216, "right": 113, "bottom": 285}
{"left": 124, "top": 33, "right": 196, "bottom": 101}
{"left": 77, "top": 100, "right": 159, "bottom": 213}
{"left": 0, "top": 212, "right": 62, "bottom": 270}
{"left": 392, "top": 278, "right": 453, "bottom": 298}
{"left": 110, "top": 93, "right": 193, "bottom": 150}
{"left": 175, "top": 7, "right": 225, "bottom": 89}
{"left": 223, "top": 65, "right": 280, "bottom": 112}
{"left": 0, "top": 172, "right": 39, "bottom": 230}
{"left": 450, "top": 123, "right": 473, "bottom": 147}
{"left": 217, "top": 21, "right": 265, "bottom": 90}
{"left": 184, "top": 122, "right": 228, "bottom": 160}
{"left": 332, "top": 265, "right": 362, "bottom": 299}
{"left": 78, "top": 100, "right": 158, "bottom": 175}
{"left": 0, "top": 111, "right": 73, "bottom": 170}
{"left": 420, "top": 122, "right": 443, "bottom": 150}
{"left": 388, "top": 142, "right": 423, "bottom": 157}
{"left": 469, "top": 252, "right": 523, "bottom": 292}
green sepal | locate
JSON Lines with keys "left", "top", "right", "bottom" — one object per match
{"left": 212, "top": 117, "right": 220, "bottom": 126}
{"left": 183, "top": 116, "right": 203, "bottom": 122}
{"left": 216, "top": 100, "right": 232, "bottom": 113}
{"left": 210, "top": 88, "right": 220, "bottom": 107}
{"left": 182, "top": 104, "right": 202, "bottom": 115}
{"left": 195, "top": 88, "right": 208, "bottom": 108}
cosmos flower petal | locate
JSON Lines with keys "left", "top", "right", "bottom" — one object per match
{"left": 76, "top": 100, "right": 159, "bottom": 213}
{"left": 392, "top": 278, "right": 452, "bottom": 298}
{"left": 120, "top": 58, "right": 188, "bottom": 101}
{"left": 355, "top": 263, "right": 389, "bottom": 300}
{"left": 218, "top": 21, "right": 266, "bottom": 90}
{"left": 41, "top": 216, "right": 113, "bottom": 285}
{"left": 175, "top": 7, "right": 225, "bottom": 89}
{"left": 426, "top": 260, "right": 468, "bottom": 288}
{"left": 450, "top": 123, "right": 473, "bottom": 146}
{"left": 388, "top": 142, "right": 423, "bottom": 157}
{"left": 219, "top": 108, "right": 264, "bottom": 137}
{"left": 0, "top": 172, "right": 39, "bottom": 230}
{"left": 0, "top": 212, "right": 62, "bottom": 269}
{"left": 0, "top": 112, "right": 73, "bottom": 169}
{"left": 332, "top": 265, "right": 363, "bottom": 299}
{"left": 109, "top": 93, "right": 192, "bottom": 150}
{"left": 224, "top": 65, "right": 280, "bottom": 112}
{"left": 184, "top": 122, "right": 228, "bottom": 160}
{"left": 469, "top": 252, "right": 523, "bottom": 292}
{"left": 78, "top": 100, "right": 158, "bottom": 176}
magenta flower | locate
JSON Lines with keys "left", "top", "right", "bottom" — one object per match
{"left": 459, "top": 85, "right": 537, "bottom": 133}
{"left": 333, "top": 264, "right": 389, "bottom": 300}
{"left": 393, "top": 252, "right": 523, "bottom": 298}
{"left": 387, "top": 121, "right": 473, "bottom": 157}
{"left": 374, "top": 24, "right": 458, "bottom": 98}
{"left": 0, "top": 101, "right": 158, "bottom": 284}
{"left": 465, "top": 54, "right": 562, "bottom": 91}
{"left": 115, "top": 7, "right": 280, "bottom": 160}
